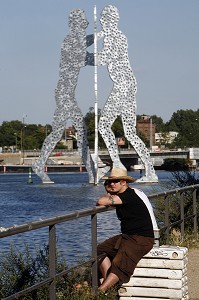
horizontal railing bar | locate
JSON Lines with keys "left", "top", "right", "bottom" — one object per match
{"left": 56, "top": 253, "right": 106, "bottom": 279}
{"left": 160, "top": 211, "right": 199, "bottom": 233}
{"left": 2, "top": 277, "right": 52, "bottom": 300}
{"left": 160, "top": 219, "right": 183, "bottom": 231}
{"left": 1, "top": 184, "right": 198, "bottom": 239}
{"left": 56, "top": 258, "right": 95, "bottom": 279}
{"left": 148, "top": 184, "right": 199, "bottom": 200}
{"left": 0, "top": 206, "right": 113, "bottom": 238}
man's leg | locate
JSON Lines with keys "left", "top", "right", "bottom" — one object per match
{"left": 98, "top": 272, "right": 119, "bottom": 292}
{"left": 98, "top": 256, "right": 111, "bottom": 284}
{"left": 97, "top": 235, "right": 121, "bottom": 288}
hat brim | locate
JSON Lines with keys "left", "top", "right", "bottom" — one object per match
{"left": 102, "top": 175, "right": 135, "bottom": 182}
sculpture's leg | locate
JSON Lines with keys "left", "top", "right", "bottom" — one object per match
{"left": 32, "top": 108, "right": 66, "bottom": 183}
{"left": 90, "top": 153, "right": 110, "bottom": 180}
{"left": 98, "top": 93, "right": 126, "bottom": 170}
{"left": 122, "top": 113, "right": 158, "bottom": 183}
{"left": 72, "top": 107, "right": 95, "bottom": 183}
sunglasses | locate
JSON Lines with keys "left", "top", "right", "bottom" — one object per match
{"left": 104, "top": 179, "right": 121, "bottom": 185}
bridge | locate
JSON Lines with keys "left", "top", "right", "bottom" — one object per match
{"left": 98, "top": 149, "right": 191, "bottom": 170}
{"left": 0, "top": 148, "right": 199, "bottom": 170}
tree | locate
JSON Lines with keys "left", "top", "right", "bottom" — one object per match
{"left": 84, "top": 107, "right": 107, "bottom": 149}
{"left": 150, "top": 115, "right": 166, "bottom": 132}
{"left": 166, "top": 109, "right": 199, "bottom": 147}
{"left": 1, "top": 108, "right": 199, "bottom": 150}
{"left": 85, "top": 108, "right": 126, "bottom": 149}
{"left": 0, "top": 121, "right": 23, "bottom": 149}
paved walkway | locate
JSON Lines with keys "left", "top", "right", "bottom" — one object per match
{"left": 187, "top": 249, "right": 199, "bottom": 300}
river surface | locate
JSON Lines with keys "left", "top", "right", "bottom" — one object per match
{"left": 0, "top": 170, "right": 179, "bottom": 265}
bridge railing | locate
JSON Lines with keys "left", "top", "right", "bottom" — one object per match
{"left": 0, "top": 184, "right": 198, "bottom": 300}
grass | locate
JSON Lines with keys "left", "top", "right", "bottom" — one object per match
{"left": 164, "top": 228, "right": 199, "bottom": 249}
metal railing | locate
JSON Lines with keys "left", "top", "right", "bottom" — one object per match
{"left": 0, "top": 184, "right": 198, "bottom": 300}
{"left": 148, "top": 184, "right": 199, "bottom": 243}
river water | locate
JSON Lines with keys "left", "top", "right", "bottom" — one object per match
{"left": 0, "top": 170, "right": 177, "bottom": 265}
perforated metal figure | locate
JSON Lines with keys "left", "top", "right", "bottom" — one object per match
{"left": 97, "top": 6, "right": 158, "bottom": 183}
{"left": 33, "top": 9, "right": 97, "bottom": 183}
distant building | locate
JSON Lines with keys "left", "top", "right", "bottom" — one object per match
{"left": 66, "top": 126, "right": 75, "bottom": 137}
{"left": 155, "top": 131, "right": 178, "bottom": 145}
{"left": 116, "top": 137, "right": 125, "bottom": 146}
{"left": 137, "top": 115, "right": 155, "bottom": 146}
{"left": 60, "top": 126, "right": 76, "bottom": 151}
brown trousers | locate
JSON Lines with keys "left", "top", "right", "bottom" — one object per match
{"left": 97, "top": 234, "right": 154, "bottom": 283}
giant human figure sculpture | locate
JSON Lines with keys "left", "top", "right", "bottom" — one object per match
{"left": 96, "top": 5, "right": 158, "bottom": 183}
{"left": 33, "top": 9, "right": 108, "bottom": 183}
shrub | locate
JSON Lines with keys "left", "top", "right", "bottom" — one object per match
{"left": 154, "top": 170, "right": 199, "bottom": 245}
{"left": 162, "top": 158, "right": 189, "bottom": 171}
{"left": 0, "top": 243, "right": 118, "bottom": 299}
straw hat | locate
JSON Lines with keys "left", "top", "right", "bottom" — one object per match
{"left": 102, "top": 168, "right": 135, "bottom": 182}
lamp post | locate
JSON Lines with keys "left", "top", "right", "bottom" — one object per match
{"left": 150, "top": 117, "right": 153, "bottom": 150}
{"left": 21, "top": 126, "right": 26, "bottom": 165}
{"left": 46, "top": 125, "right": 48, "bottom": 138}
{"left": 14, "top": 133, "right": 17, "bottom": 152}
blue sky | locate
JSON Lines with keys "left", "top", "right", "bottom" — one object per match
{"left": 0, "top": 0, "right": 199, "bottom": 125}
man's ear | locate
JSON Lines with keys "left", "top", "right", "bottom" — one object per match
{"left": 120, "top": 180, "right": 127, "bottom": 186}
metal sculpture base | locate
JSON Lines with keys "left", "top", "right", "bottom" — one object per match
{"left": 135, "top": 175, "right": 158, "bottom": 184}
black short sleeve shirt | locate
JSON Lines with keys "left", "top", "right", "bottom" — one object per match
{"left": 116, "top": 187, "right": 154, "bottom": 237}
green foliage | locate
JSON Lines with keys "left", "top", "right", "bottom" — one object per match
{"left": 154, "top": 170, "right": 199, "bottom": 245}
{"left": 1, "top": 108, "right": 199, "bottom": 150}
{"left": 166, "top": 109, "right": 199, "bottom": 147}
{"left": 57, "top": 285, "right": 118, "bottom": 300}
{"left": 170, "top": 170, "right": 199, "bottom": 228}
{"left": 0, "top": 243, "right": 118, "bottom": 300}
{"left": 84, "top": 107, "right": 105, "bottom": 149}
{"left": 0, "top": 121, "right": 53, "bottom": 150}
{"left": 111, "top": 116, "right": 124, "bottom": 138}
{"left": 166, "top": 228, "right": 199, "bottom": 249}
{"left": 84, "top": 107, "right": 125, "bottom": 149}
{"left": 0, "top": 120, "right": 22, "bottom": 148}
{"left": 161, "top": 158, "right": 190, "bottom": 171}
{"left": 171, "top": 170, "right": 199, "bottom": 187}
{"left": 149, "top": 115, "right": 165, "bottom": 133}
{"left": 137, "top": 131, "right": 150, "bottom": 147}
{"left": 0, "top": 243, "right": 50, "bottom": 299}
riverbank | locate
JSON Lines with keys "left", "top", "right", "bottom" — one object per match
{"left": 0, "top": 164, "right": 86, "bottom": 173}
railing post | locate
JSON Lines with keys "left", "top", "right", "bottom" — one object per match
{"left": 91, "top": 213, "right": 98, "bottom": 293}
{"left": 164, "top": 195, "right": 169, "bottom": 244}
{"left": 180, "top": 192, "right": 185, "bottom": 241}
{"left": 49, "top": 224, "right": 56, "bottom": 300}
{"left": 193, "top": 188, "right": 198, "bottom": 240}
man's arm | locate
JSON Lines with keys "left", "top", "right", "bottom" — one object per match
{"left": 96, "top": 194, "right": 122, "bottom": 206}
{"left": 85, "top": 52, "right": 94, "bottom": 66}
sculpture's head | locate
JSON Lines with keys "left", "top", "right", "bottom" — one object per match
{"left": 100, "top": 5, "right": 119, "bottom": 29}
{"left": 68, "top": 9, "right": 88, "bottom": 32}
